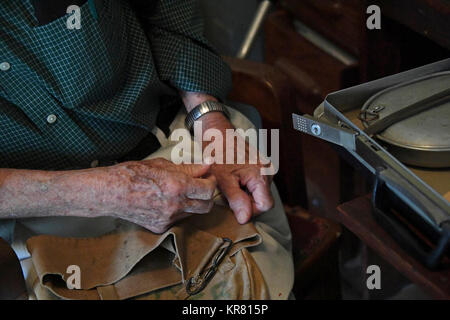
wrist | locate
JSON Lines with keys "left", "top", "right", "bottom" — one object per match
{"left": 186, "top": 101, "right": 232, "bottom": 134}
{"left": 199, "top": 112, "right": 234, "bottom": 132}
{"left": 180, "top": 91, "right": 218, "bottom": 112}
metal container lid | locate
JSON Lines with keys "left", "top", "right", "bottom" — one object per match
{"left": 360, "top": 72, "right": 450, "bottom": 168}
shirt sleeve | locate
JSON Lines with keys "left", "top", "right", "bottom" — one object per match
{"left": 128, "top": 0, "right": 232, "bottom": 101}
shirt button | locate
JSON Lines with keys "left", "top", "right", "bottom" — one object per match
{"left": 0, "top": 62, "right": 11, "bottom": 71}
{"left": 46, "top": 114, "right": 57, "bottom": 124}
{"left": 90, "top": 160, "right": 99, "bottom": 168}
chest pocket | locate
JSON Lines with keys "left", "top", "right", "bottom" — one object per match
{"left": 31, "top": 0, "right": 128, "bottom": 108}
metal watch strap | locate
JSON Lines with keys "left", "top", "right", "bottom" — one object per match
{"left": 185, "top": 101, "right": 230, "bottom": 131}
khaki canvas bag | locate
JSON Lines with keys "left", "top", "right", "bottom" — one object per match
{"left": 25, "top": 205, "right": 269, "bottom": 300}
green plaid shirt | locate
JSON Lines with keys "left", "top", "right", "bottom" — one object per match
{"left": 0, "top": 0, "right": 231, "bottom": 170}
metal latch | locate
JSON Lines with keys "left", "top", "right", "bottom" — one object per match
{"left": 185, "top": 238, "right": 233, "bottom": 296}
{"left": 292, "top": 114, "right": 357, "bottom": 151}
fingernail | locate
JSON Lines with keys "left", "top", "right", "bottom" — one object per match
{"left": 238, "top": 210, "right": 248, "bottom": 224}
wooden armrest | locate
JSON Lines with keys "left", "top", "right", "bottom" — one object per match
{"left": 223, "top": 56, "right": 295, "bottom": 128}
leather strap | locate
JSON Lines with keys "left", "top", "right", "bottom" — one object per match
{"left": 97, "top": 285, "right": 119, "bottom": 300}
{"left": 364, "top": 87, "right": 450, "bottom": 135}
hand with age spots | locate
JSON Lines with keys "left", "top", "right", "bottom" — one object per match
{"left": 91, "top": 158, "right": 217, "bottom": 233}
{"left": 209, "top": 146, "right": 275, "bottom": 225}
{"left": 181, "top": 91, "right": 276, "bottom": 225}
{"left": 0, "top": 158, "right": 215, "bottom": 234}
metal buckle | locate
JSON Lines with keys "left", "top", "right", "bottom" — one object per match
{"left": 359, "top": 105, "right": 385, "bottom": 124}
{"left": 185, "top": 238, "right": 233, "bottom": 296}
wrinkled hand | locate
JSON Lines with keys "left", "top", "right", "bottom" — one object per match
{"left": 178, "top": 92, "right": 276, "bottom": 225}
{"left": 193, "top": 111, "right": 275, "bottom": 225}
{"left": 210, "top": 153, "right": 274, "bottom": 225}
{"left": 94, "top": 158, "right": 216, "bottom": 233}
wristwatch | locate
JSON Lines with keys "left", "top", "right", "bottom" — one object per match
{"left": 185, "top": 101, "right": 230, "bottom": 131}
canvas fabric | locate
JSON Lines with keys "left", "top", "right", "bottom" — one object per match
{"left": 7, "top": 107, "right": 294, "bottom": 300}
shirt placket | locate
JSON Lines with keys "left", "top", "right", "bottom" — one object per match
{"left": 0, "top": 42, "right": 98, "bottom": 166}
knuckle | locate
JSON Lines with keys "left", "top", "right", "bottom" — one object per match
{"left": 229, "top": 187, "right": 246, "bottom": 199}
{"left": 253, "top": 172, "right": 266, "bottom": 185}
{"left": 153, "top": 158, "right": 169, "bottom": 166}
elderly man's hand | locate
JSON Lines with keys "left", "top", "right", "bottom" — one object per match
{"left": 208, "top": 131, "right": 275, "bottom": 224}
{"left": 95, "top": 158, "right": 216, "bottom": 233}
{"left": 195, "top": 110, "right": 275, "bottom": 225}
{"left": 180, "top": 91, "right": 276, "bottom": 225}
{"left": 210, "top": 162, "right": 274, "bottom": 224}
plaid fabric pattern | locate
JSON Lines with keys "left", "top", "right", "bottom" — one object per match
{"left": 0, "top": 0, "right": 232, "bottom": 170}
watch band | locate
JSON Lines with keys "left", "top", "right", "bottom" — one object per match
{"left": 185, "top": 101, "right": 230, "bottom": 131}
